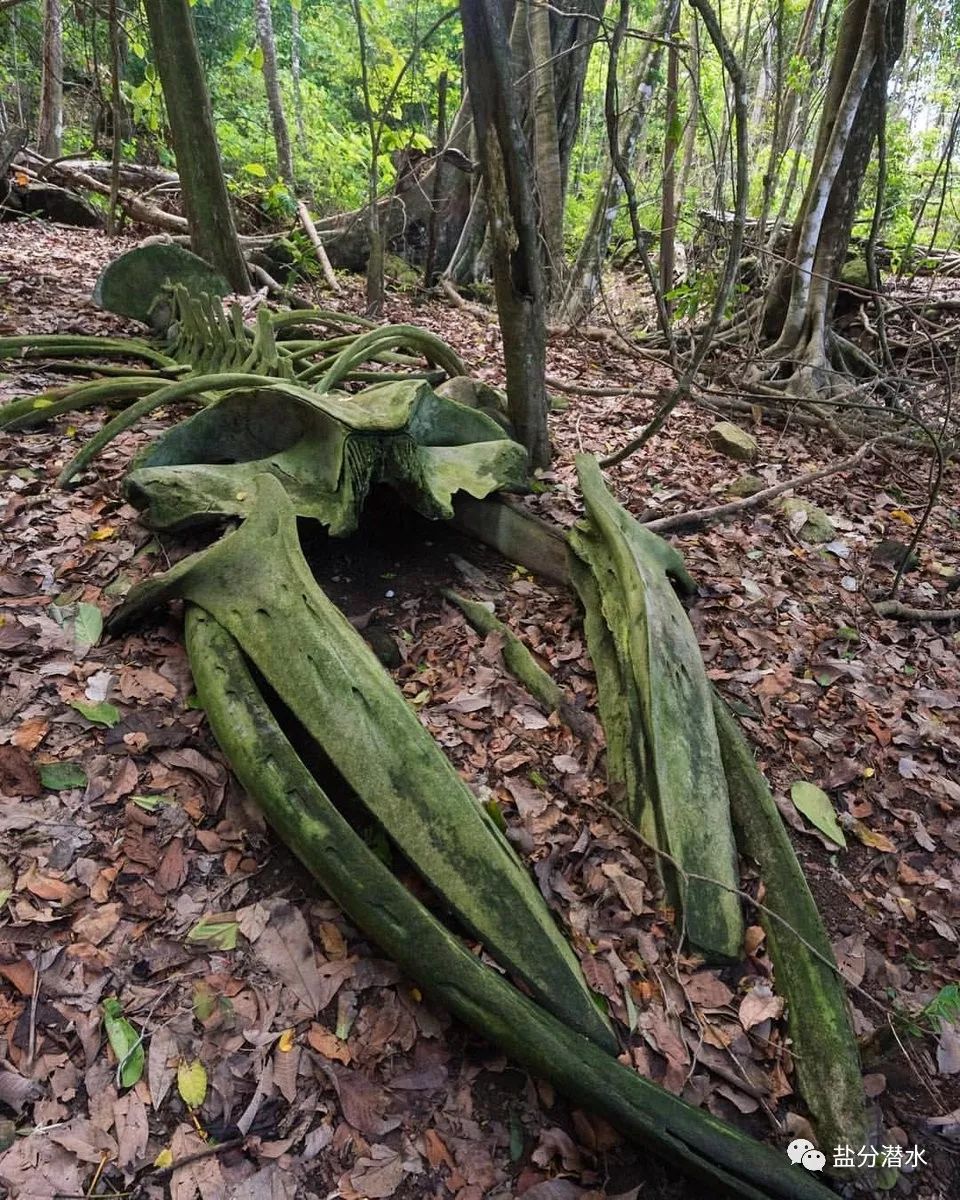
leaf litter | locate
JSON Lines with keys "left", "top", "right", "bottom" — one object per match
{"left": 1, "top": 224, "right": 959, "bottom": 1198}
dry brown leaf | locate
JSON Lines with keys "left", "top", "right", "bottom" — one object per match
{"left": 683, "top": 972, "right": 734, "bottom": 1009}
{"left": 11, "top": 716, "right": 49, "bottom": 751}
{"left": 738, "top": 984, "right": 784, "bottom": 1030}
{"left": 71, "top": 901, "right": 122, "bottom": 946}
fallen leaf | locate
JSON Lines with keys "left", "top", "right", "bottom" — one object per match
{"left": 177, "top": 1059, "right": 207, "bottom": 1109}
{"left": 790, "top": 780, "right": 846, "bottom": 847}
{"left": 0, "top": 745, "right": 41, "bottom": 797}
{"left": 739, "top": 984, "right": 784, "bottom": 1029}
{"left": 11, "top": 717, "right": 49, "bottom": 751}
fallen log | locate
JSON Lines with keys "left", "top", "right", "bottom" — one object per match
{"left": 21, "top": 153, "right": 188, "bottom": 233}
{"left": 183, "top": 602, "right": 835, "bottom": 1200}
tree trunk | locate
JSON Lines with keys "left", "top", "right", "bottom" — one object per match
{"left": 660, "top": 6, "right": 681, "bottom": 306}
{"left": 37, "top": 0, "right": 63, "bottom": 158}
{"left": 758, "top": 0, "right": 906, "bottom": 393}
{"left": 142, "top": 0, "right": 251, "bottom": 293}
{"left": 106, "top": 0, "right": 123, "bottom": 235}
{"left": 528, "top": 0, "right": 564, "bottom": 296}
{"left": 254, "top": 0, "right": 295, "bottom": 187}
{"left": 350, "top": 0, "right": 384, "bottom": 316}
{"left": 460, "top": 0, "right": 549, "bottom": 469}
{"left": 290, "top": 0, "right": 307, "bottom": 151}
{"left": 559, "top": 1, "right": 676, "bottom": 324}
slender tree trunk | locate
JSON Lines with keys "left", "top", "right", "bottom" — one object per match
{"left": 143, "top": 0, "right": 251, "bottom": 293}
{"left": 660, "top": 5, "right": 681, "bottom": 306}
{"left": 37, "top": 0, "right": 63, "bottom": 158}
{"left": 290, "top": 0, "right": 307, "bottom": 152}
{"left": 351, "top": 0, "right": 384, "bottom": 316}
{"left": 759, "top": 0, "right": 906, "bottom": 391}
{"left": 529, "top": 0, "right": 564, "bottom": 295}
{"left": 107, "top": 0, "right": 123, "bottom": 234}
{"left": 460, "top": 0, "right": 549, "bottom": 469}
{"left": 559, "top": 0, "right": 676, "bottom": 324}
{"left": 254, "top": 0, "right": 295, "bottom": 186}
{"left": 423, "top": 70, "right": 449, "bottom": 287}
{"left": 676, "top": 13, "right": 700, "bottom": 213}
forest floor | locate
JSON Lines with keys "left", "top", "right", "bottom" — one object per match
{"left": 0, "top": 223, "right": 959, "bottom": 1200}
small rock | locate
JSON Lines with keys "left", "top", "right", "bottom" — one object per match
{"left": 726, "top": 474, "right": 765, "bottom": 498}
{"left": 707, "top": 421, "right": 759, "bottom": 463}
{"left": 776, "top": 497, "right": 836, "bottom": 543}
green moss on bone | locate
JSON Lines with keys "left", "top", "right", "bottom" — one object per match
{"left": 110, "top": 474, "right": 613, "bottom": 1050}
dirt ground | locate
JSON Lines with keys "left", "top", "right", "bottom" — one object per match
{"left": 0, "top": 223, "right": 958, "bottom": 1200}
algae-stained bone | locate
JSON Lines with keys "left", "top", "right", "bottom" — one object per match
{"left": 569, "top": 455, "right": 744, "bottom": 962}
{"left": 109, "top": 474, "right": 616, "bottom": 1052}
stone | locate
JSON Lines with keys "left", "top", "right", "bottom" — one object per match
{"left": 93, "top": 243, "right": 229, "bottom": 326}
{"left": 777, "top": 497, "right": 836, "bottom": 543}
{"left": 707, "top": 421, "right": 759, "bottom": 462}
{"left": 726, "top": 474, "right": 765, "bottom": 498}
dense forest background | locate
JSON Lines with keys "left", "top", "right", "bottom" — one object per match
{"left": 3, "top": 0, "right": 958, "bottom": 277}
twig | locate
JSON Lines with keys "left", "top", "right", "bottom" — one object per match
{"left": 589, "top": 792, "right": 900, "bottom": 1023}
{"left": 644, "top": 439, "right": 878, "bottom": 533}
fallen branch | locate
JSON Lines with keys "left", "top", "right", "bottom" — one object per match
{"left": 297, "top": 200, "right": 343, "bottom": 294}
{"left": 22, "top": 154, "right": 188, "bottom": 233}
{"left": 248, "top": 262, "right": 312, "bottom": 309}
{"left": 872, "top": 599, "right": 960, "bottom": 622}
{"left": 645, "top": 440, "right": 878, "bottom": 534}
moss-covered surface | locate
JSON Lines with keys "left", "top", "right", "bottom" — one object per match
{"left": 569, "top": 455, "right": 744, "bottom": 962}
{"left": 124, "top": 378, "right": 528, "bottom": 534}
{"left": 184, "top": 603, "right": 836, "bottom": 1200}
{"left": 711, "top": 694, "right": 873, "bottom": 1171}
{"left": 109, "top": 474, "right": 613, "bottom": 1050}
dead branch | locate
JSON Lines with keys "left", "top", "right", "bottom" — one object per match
{"left": 297, "top": 200, "right": 342, "bottom": 294}
{"left": 872, "top": 599, "right": 960, "bottom": 623}
{"left": 645, "top": 440, "right": 878, "bottom": 534}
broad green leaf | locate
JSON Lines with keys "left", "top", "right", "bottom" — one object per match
{"left": 177, "top": 1059, "right": 208, "bottom": 1109}
{"left": 250, "top": 45, "right": 265, "bottom": 71}
{"left": 131, "top": 794, "right": 174, "bottom": 812}
{"left": 74, "top": 602, "right": 103, "bottom": 650}
{"left": 186, "top": 915, "right": 238, "bottom": 950}
{"left": 40, "top": 762, "right": 87, "bottom": 791}
{"left": 102, "top": 997, "right": 145, "bottom": 1088}
{"left": 242, "top": 161, "right": 267, "bottom": 178}
{"left": 192, "top": 982, "right": 217, "bottom": 1022}
{"left": 790, "top": 781, "right": 846, "bottom": 848}
{"left": 70, "top": 700, "right": 121, "bottom": 728}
